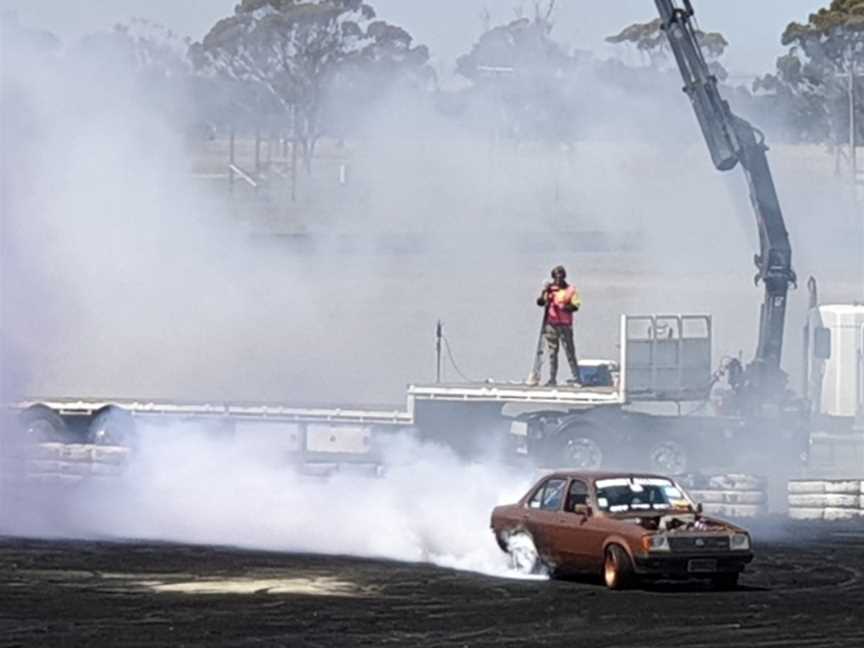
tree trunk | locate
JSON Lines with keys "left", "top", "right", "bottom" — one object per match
{"left": 297, "top": 106, "right": 318, "bottom": 174}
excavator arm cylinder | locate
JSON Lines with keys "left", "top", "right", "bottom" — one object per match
{"left": 654, "top": 0, "right": 796, "bottom": 399}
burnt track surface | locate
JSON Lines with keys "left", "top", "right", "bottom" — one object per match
{"left": 2, "top": 521, "right": 864, "bottom": 647}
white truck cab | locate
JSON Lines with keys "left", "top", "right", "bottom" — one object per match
{"left": 803, "top": 304, "right": 864, "bottom": 422}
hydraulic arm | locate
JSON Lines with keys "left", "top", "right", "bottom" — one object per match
{"left": 654, "top": 0, "right": 797, "bottom": 397}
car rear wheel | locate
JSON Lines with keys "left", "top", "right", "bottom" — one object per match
{"left": 494, "top": 531, "right": 508, "bottom": 552}
{"left": 506, "top": 531, "right": 543, "bottom": 575}
{"left": 603, "top": 545, "right": 634, "bottom": 590}
{"left": 711, "top": 572, "right": 739, "bottom": 590}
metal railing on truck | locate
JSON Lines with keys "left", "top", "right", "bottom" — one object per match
{"left": 623, "top": 314, "right": 713, "bottom": 402}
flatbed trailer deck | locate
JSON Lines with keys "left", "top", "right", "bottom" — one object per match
{"left": 11, "top": 381, "right": 623, "bottom": 427}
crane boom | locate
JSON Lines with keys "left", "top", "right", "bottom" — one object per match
{"left": 654, "top": 0, "right": 796, "bottom": 396}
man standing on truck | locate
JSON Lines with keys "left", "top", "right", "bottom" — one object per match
{"left": 537, "top": 265, "right": 582, "bottom": 386}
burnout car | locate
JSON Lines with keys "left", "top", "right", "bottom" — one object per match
{"left": 491, "top": 471, "right": 753, "bottom": 589}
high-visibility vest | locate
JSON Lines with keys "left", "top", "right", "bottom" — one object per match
{"left": 546, "top": 285, "right": 581, "bottom": 326}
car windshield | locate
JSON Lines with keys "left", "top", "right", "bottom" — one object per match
{"left": 594, "top": 477, "right": 692, "bottom": 513}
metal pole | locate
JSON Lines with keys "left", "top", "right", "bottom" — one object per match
{"left": 228, "top": 127, "right": 235, "bottom": 195}
{"left": 254, "top": 127, "right": 261, "bottom": 180}
{"left": 266, "top": 132, "right": 273, "bottom": 168}
{"left": 850, "top": 54, "right": 857, "bottom": 182}
{"left": 850, "top": 52, "right": 864, "bottom": 302}
{"left": 290, "top": 106, "right": 298, "bottom": 202}
{"left": 435, "top": 321, "right": 443, "bottom": 383}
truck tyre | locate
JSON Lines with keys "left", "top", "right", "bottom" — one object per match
{"left": 18, "top": 405, "right": 69, "bottom": 444}
{"left": 560, "top": 436, "right": 604, "bottom": 470}
{"left": 603, "top": 544, "right": 634, "bottom": 590}
{"left": 87, "top": 407, "right": 135, "bottom": 446}
{"left": 649, "top": 440, "right": 688, "bottom": 475}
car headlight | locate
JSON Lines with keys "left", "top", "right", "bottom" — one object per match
{"left": 730, "top": 533, "right": 751, "bottom": 550}
{"left": 641, "top": 534, "right": 671, "bottom": 552}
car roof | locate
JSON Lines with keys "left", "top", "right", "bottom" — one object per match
{"left": 536, "top": 470, "right": 675, "bottom": 483}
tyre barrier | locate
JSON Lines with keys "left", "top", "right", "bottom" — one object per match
{"left": 685, "top": 473, "right": 768, "bottom": 519}
{"left": 0, "top": 443, "right": 129, "bottom": 487}
{"left": 299, "top": 461, "right": 384, "bottom": 479}
{"left": 787, "top": 479, "right": 864, "bottom": 521}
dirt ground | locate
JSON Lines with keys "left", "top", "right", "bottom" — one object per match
{"left": 2, "top": 520, "right": 864, "bottom": 647}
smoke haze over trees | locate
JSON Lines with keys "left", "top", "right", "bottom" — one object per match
{"left": 189, "top": 0, "right": 433, "bottom": 168}
{"left": 755, "top": 1, "right": 864, "bottom": 145}
{"left": 605, "top": 16, "right": 729, "bottom": 80}
{"left": 1, "top": 1, "right": 862, "bottom": 404}
{"left": 6, "top": 1, "right": 862, "bottom": 148}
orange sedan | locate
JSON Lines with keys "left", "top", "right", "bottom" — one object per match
{"left": 491, "top": 471, "right": 753, "bottom": 589}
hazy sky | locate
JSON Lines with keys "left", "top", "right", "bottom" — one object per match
{"left": 1, "top": 0, "right": 822, "bottom": 77}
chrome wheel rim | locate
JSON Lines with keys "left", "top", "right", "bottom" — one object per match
{"left": 565, "top": 437, "right": 603, "bottom": 469}
{"left": 650, "top": 441, "right": 687, "bottom": 474}
{"left": 604, "top": 553, "right": 617, "bottom": 588}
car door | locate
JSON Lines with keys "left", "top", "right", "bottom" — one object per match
{"left": 523, "top": 478, "right": 567, "bottom": 563}
{"left": 579, "top": 482, "right": 621, "bottom": 571}
{"left": 549, "top": 479, "right": 595, "bottom": 571}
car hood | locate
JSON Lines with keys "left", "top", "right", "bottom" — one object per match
{"left": 609, "top": 511, "right": 745, "bottom": 533}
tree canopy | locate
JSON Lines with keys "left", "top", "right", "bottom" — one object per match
{"left": 455, "top": 7, "right": 582, "bottom": 143}
{"left": 754, "top": 1, "right": 864, "bottom": 144}
{"left": 782, "top": 0, "right": 864, "bottom": 66}
{"left": 78, "top": 19, "right": 191, "bottom": 79}
{"left": 1, "top": 11, "right": 61, "bottom": 57}
{"left": 456, "top": 5, "right": 567, "bottom": 81}
{"left": 190, "top": 0, "right": 430, "bottom": 164}
{"left": 606, "top": 17, "right": 729, "bottom": 80}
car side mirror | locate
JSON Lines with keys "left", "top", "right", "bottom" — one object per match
{"left": 572, "top": 504, "right": 592, "bottom": 517}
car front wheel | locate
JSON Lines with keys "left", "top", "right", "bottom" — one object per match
{"left": 603, "top": 545, "right": 634, "bottom": 590}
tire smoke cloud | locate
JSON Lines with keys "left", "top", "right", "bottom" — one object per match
{"left": 1, "top": 4, "right": 861, "bottom": 565}
{"left": 4, "top": 427, "right": 545, "bottom": 579}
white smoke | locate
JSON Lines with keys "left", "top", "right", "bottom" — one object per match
{"left": 8, "top": 428, "right": 543, "bottom": 579}
{"left": 3, "top": 3, "right": 862, "bottom": 574}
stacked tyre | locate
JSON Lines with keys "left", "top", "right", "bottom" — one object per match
{"left": 684, "top": 473, "right": 767, "bottom": 519}
{"left": 787, "top": 479, "right": 864, "bottom": 520}
{"left": 1, "top": 443, "right": 129, "bottom": 487}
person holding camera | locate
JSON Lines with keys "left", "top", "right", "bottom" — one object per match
{"left": 536, "top": 265, "right": 582, "bottom": 387}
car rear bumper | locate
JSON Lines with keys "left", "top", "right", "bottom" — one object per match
{"left": 634, "top": 552, "right": 753, "bottom": 578}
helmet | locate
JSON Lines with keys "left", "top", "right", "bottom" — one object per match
{"left": 551, "top": 265, "right": 567, "bottom": 279}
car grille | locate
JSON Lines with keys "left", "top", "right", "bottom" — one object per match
{"left": 669, "top": 536, "right": 729, "bottom": 552}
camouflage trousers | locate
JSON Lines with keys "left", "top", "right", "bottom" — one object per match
{"left": 544, "top": 324, "right": 580, "bottom": 383}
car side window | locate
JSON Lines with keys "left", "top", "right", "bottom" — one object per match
{"left": 566, "top": 480, "right": 589, "bottom": 511}
{"left": 541, "top": 478, "right": 566, "bottom": 511}
{"left": 528, "top": 484, "right": 544, "bottom": 509}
